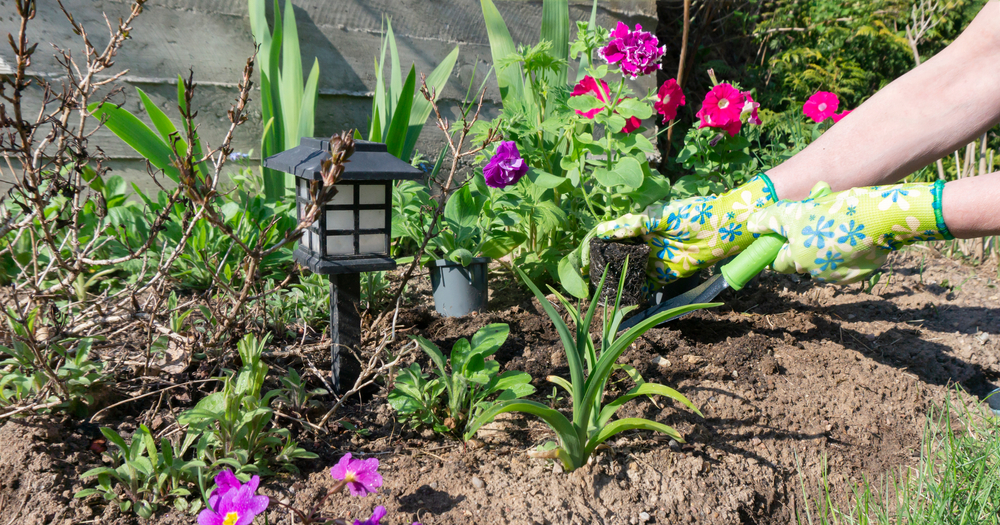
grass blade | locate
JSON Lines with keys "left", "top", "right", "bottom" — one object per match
{"left": 136, "top": 88, "right": 187, "bottom": 154}
{"left": 387, "top": 18, "right": 403, "bottom": 123}
{"left": 598, "top": 383, "right": 702, "bottom": 427}
{"left": 584, "top": 418, "right": 683, "bottom": 458}
{"left": 88, "top": 102, "right": 179, "bottom": 182}
{"left": 463, "top": 399, "right": 578, "bottom": 458}
{"left": 297, "top": 57, "right": 319, "bottom": 141}
{"left": 280, "top": 0, "right": 303, "bottom": 151}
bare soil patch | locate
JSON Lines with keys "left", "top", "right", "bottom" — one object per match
{"left": 2, "top": 248, "right": 999, "bottom": 524}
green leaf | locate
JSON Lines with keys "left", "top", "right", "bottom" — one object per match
{"left": 386, "top": 18, "right": 403, "bottom": 121}
{"left": 480, "top": 0, "right": 524, "bottom": 103}
{"left": 297, "top": 58, "right": 319, "bottom": 141}
{"left": 614, "top": 157, "right": 645, "bottom": 188}
{"left": 626, "top": 172, "right": 671, "bottom": 209}
{"left": 443, "top": 185, "right": 478, "bottom": 232}
{"left": 584, "top": 418, "right": 683, "bottom": 457}
{"left": 470, "top": 324, "right": 509, "bottom": 358}
{"left": 88, "top": 102, "right": 179, "bottom": 182}
{"left": 99, "top": 427, "right": 129, "bottom": 454}
{"left": 598, "top": 383, "right": 702, "bottom": 427}
{"left": 463, "top": 399, "right": 578, "bottom": 458}
{"left": 546, "top": 375, "right": 573, "bottom": 394}
{"left": 280, "top": 0, "right": 303, "bottom": 151}
{"left": 80, "top": 467, "right": 117, "bottom": 479}
{"left": 540, "top": 0, "right": 569, "bottom": 87}
{"left": 404, "top": 45, "right": 460, "bottom": 161}
{"left": 526, "top": 167, "right": 567, "bottom": 189}
{"left": 448, "top": 248, "right": 474, "bottom": 267}
{"left": 567, "top": 94, "right": 603, "bottom": 114}
{"left": 386, "top": 65, "right": 416, "bottom": 160}
{"left": 450, "top": 338, "right": 473, "bottom": 375}
{"left": 616, "top": 98, "right": 653, "bottom": 120}
{"left": 137, "top": 88, "right": 187, "bottom": 155}
{"left": 557, "top": 251, "right": 588, "bottom": 299}
{"left": 576, "top": 0, "right": 599, "bottom": 82}
{"left": 481, "top": 230, "right": 526, "bottom": 259}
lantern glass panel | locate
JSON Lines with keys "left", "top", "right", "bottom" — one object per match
{"left": 306, "top": 230, "right": 317, "bottom": 251}
{"left": 328, "top": 186, "right": 353, "bottom": 206}
{"left": 359, "top": 209, "right": 385, "bottom": 228}
{"left": 326, "top": 235, "right": 354, "bottom": 256}
{"left": 359, "top": 234, "right": 386, "bottom": 254}
{"left": 297, "top": 203, "right": 305, "bottom": 222}
{"left": 359, "top": 184, "right": 385, "bottom": 205}
{"left": 325, "top": 210, "right": 354, "bottom": 230}
{"left": 298, "top": 179, "right": 310, "bottom": 198}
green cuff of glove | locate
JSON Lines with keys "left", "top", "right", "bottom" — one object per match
{"left": 931, "top": 179, "right": 955, "bottom": 241}
{"left": 756, "top": 172, "right": 780, "bottom": 205}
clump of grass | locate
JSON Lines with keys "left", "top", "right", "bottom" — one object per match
{"left": 797, "top": 387, "right": 1000, "bottom": 525}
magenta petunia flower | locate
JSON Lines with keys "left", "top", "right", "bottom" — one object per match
{"left": 598, "top": 22, "right": 665, "bottom": 79}
{"left": 482, "top": 141, "right": 529, "bottom": 189}
{"left": 198, "top": 473, "right": 269, "bottom": 525}
{"left": 620, "top": 114, "right": 642, "bottom": 134}
{"left": 696, "top": 83, "right": 745, "bottom": 137}
{"left": 654, "top": 78, "right": 685, "bottom": 123}
{"left": 353, "top": 506, "right": 387, "bottom": 525}
{"left": 831, "top": 109, "right": 852, "bottom": 123}
{"left": 803, "top": 91, "right": 839, "bottom": 122}
{"left": 570, "top": 76, "right": 611, "bottom": 119}
{"left": 330, "top": 453, "right": 383, "bottom": 497}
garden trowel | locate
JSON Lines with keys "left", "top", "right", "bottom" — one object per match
{"left": 617, "top": 184, "right": 832, "bottom": 332}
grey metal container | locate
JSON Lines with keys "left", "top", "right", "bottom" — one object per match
{"left": 430, "top": 258, "right": 490, "bottom": 317}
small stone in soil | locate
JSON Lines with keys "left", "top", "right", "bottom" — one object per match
{"left": 668, "top": 439, "right": 681, "bottom": 452}
{"left": 471, "top": 476, "right": 484, "bottom": 489}
{"left": 651, "top": 356, "right": 670, "bottom": 368}
{"left": 639, "top": 511, "right": 651, "bottom": 522}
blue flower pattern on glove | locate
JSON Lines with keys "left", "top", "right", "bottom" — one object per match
{"left": 719, "top": 223, "right": 743, "bottom": 242}
{"left": 814, "top": 250, "right": 844, "bottom": 272}
{"left": 690, "top": 204, "right": 713, "bottom": 225}
{"left": 837, "top": 220, "right": 866, "bottom": 247}
{"left": 802, "top": 216, "right": 835, "bottom": 249}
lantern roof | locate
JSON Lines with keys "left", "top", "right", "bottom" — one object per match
{"left": 262, "top": 138, "right": 423, "bottom": 181}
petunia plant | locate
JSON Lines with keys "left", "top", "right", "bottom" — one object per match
{"left": 463, "top": 260, "right": 716, "bottom": 471}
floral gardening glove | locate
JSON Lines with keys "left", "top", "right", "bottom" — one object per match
{"left": 747, "top": 180, "right": 953, "bottom": 284}
{"left": 587, "top": 174, "right": 779, "bottom": 290}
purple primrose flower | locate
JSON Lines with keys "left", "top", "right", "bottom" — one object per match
{"left": 483, "top": 141, "right": 528, "bottom": 189}
{"left": 330, "top": 453, "right": 383, "bottom": 497}
{"left": 598, "top": 22, "right": 665, "bottom": 79}
{"left": 198, "top": 470, "right": 269, "bottom": 525}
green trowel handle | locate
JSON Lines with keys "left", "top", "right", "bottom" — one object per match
{"left": 720, "top": 233, "right": 786, "bottom": 291}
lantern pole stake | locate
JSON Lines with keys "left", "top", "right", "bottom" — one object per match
{"left": 328, "top": 272, "right": 361, "bottom": 392}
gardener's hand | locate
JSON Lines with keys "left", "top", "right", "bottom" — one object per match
{"left": 588, "top": 174, "right": 779, "bottom": 290}
{"left": 747, "top": 180, "right": 952, "bottom": 284}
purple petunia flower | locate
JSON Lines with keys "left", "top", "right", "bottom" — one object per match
{"left": 483, "top": 141, "right": 528, "bottom": 189}
{"left": 330, "top": 453, "right": 383, "bottom": 497}
{"left": 198, "top": 471, "right": 269, "bottom": 525}
{"left": 598, "top": 22, "right": 665, "bottom": 79}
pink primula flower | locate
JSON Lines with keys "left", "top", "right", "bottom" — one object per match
{"left": 330, "top": 453, "right": 383, "bottom": 497}
{"left": 803, "top": 91, "right": 840, "bottom": 122}
{"left": 831, "top": 109, "right": 852, "bottom": 123}
{"left": 198, "top": 471, "right": 269, "bottom": 525}
{"left": 696, "top": 83, "right": 745, "bottom": 137}
{"left": 654, "top": 78, "right": 685, "bottom": 123}
{"left": 598, "top": 22, "right": 666, "bottom": 79}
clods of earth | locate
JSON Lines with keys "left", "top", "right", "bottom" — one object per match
{"left": 2, "top": 248, "right": 999, "bottom": 524}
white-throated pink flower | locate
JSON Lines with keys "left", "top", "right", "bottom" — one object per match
{"left": 803, "top": 91, "right": 840, "bottom": 122}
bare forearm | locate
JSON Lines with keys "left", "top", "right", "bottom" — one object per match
{"left": 941, "top": 172, "right": 1000, "bottom": 238}
{"left": 767, "top": 1, "right": 1000, "bottom": 201}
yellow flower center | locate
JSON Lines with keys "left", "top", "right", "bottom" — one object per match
{"left": 223, "top": 512, "right": 240, "bottom": 525}
{"left": 344, "top": 471, "right": 357, "bottom": 483}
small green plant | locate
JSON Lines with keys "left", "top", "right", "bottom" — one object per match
{"left": 76, "top": 426, "right": 205, "bottom": 518}
{"left": 361, "top": 270, "right": 391, "bottom": 311}
{"left": 465, "top": 261, "right": 716, "bottom": 471}
{"left": 178, "top": 333, "right": 317, "bottom": 476}
{"left": 265, "top": 272, "right": 328, "bottom": 336}
{"left": 273, "top": 367, "right": 328, "bottom": 413}
{"left": 388, "top": 323, "right": 535, "bottom": 441}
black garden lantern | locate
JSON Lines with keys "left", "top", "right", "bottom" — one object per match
{"left": 264, "top": 138, "right": 422, "bottom": 391}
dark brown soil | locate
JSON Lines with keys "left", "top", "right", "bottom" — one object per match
{"left": 589, "top": 239, "right": 650, "bottom": 308}
{"left": 3, "top": 247, "right": 1000, "bottom": 524}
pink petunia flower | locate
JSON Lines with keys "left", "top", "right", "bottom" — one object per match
{"left": 330, "top": 453, "right": 383, "bottom": 497}
{"left": 198, "top": 472, "right": 269, "bottom": 525}
{"left": 696, "top": 83, "right": 745, "bottom": 137}
{"left": 570, "top": 76, "right": 643, "bottom": 134}
{"left": 598, "top": 22, "right": 666, "bottom": 79}
{"left": 570, "top": 76, "right": 611, "bottom": 119}
{"left": 654, "top": 78, "right": 685, "bottom": 123}
{"left": 831, "top": 109, "right": 852, "bottom": 123}
{"left": 803, "top": 91, "right": 839, "bottom": 122}
{"left": 741, "top": 92, "right": 761, "bottom": 126}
